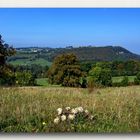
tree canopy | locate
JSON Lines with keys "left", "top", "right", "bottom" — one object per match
{"left": 0, "top": 35, "right": 15, "bottom": 66}
{"left": 47, "top": 53, "right": 85, "bottom": 87}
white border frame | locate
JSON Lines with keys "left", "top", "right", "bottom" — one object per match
{"left": 0, "top": 0, "right": 140, "bottom": 139}
{"left": 0, "top": 0, "right": 140, "bottom": 7}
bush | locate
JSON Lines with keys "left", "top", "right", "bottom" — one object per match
{"left": 15, "top": 72, "right": 36, "bottom": 86}
{"left": 0, "top": 65, "right": 16, "bottom": 86}
{"left": 80, "top": 77, "right": 87, "bottom": 88}
{"left": 120, "top": 76, "right": 129, "bottom": 86}
{"left": 88, "top": 66, "right": 112, "bottom": 87}
{"left": 134, "top": 72, "right": 140, "bottom": 85}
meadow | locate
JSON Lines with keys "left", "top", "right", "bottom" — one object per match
{"left": 1, "top": 86, "right": 140, "bottom": 133}
{"left": 9, "top": 58, "right": 51, "bottom": 67}
{"left": 112, "top": 76, "right": 136, "bottom": 83}
{"left": 36, "top": 76, "right": 136, "bottom": 87}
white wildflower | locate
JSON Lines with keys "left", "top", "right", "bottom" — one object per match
{"left": 57, "top": 108, "right": 63, "bottom": 115}
{"left": 77, "top": 107, "right": 84, "bottom": 113}
{"left": 84, "top": 109, "right": 89, "bottom": 114}
{"left": 65, "top": 107, "right": 71, "bottom": 111}
{"left": 90, "top": 115, "right": 94, "bottom": 120}
{"left": 75, "top": 107, "right": 79, "bottom": 112}
{"left": 42, "top": 122, "right": 46, "bottom": 125}
{"left": 68, "top": 114, "right": 75, "bottom": 120}
{"left": 54, "top": 117, "right": 60, "bottom": 124}
{"left": 71, "top": 108, "right": 78, "bottom": 114}
{"left": 61, "top": 115, "right": 67, "bottom": 121}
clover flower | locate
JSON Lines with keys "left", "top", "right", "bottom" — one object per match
{"left": 61, "top": 115, "right": 67, "bottom": 121}
{"left": 68, "top": 114, "right": 75, "bottom": 120}
{"left": 54, "top": 117, "right": 60, "bottom": 124}
{"left": 57, "top": 108, "right": 63, "bottom": 115}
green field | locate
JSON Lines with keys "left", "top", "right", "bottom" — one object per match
{"left": 9, "top": 58, "right": 52, "bottom": 66}
{"left": 112, "top": 76, "right": 136, "bottom": 83}
{"left": 36, "top": 78, "right": 61, "bottom": 87}
{"left": 36, "top": 76, "right": 136, "bottom": 87}
{"left": 36, "top": 78, "right": 49, "bottom": 86}
{"left": 1, "top": 86, "right": 140, "bottom": 132}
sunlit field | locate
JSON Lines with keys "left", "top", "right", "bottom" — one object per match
{"left": 112, "top": 76, "right": 136, "bottom": 83}
{"left": 1, "top": 86, "right": 140, "bottom": 132}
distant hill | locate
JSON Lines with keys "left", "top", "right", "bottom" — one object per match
{"left": 7, "top": 46, "right": 140, "bottom": 66}
{"left": 49, "top": 46, "right": 140, "bottom": 61}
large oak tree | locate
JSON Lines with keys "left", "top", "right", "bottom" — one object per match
{"left": 47, "top": 53, "right": 85, "bottom": 87}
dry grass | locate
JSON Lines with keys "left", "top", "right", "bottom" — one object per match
{"left": 0, "top": 86, "right": 140, "bottom": 132}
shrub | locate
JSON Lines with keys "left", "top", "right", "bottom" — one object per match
{"left": 0, "top": 65, "right": 16, "bottom": 86}
{"left": 88, "top": 66, "right": 112, "bottom": 87}
{"left": 120, "top": 76, "right": 129, "bottom": 86}
{"left": 134, "top": 72, "right": 140, "bottom": 85}
{"left": 15, "top": 71, "right": 36, "bottom": 86}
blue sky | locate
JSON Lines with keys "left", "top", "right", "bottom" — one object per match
{"left": 1, "top": 8, "right": 140, "bottom": 54}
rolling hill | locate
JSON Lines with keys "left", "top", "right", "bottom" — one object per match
{"left": 7, "top": 46, "right": 140, "bottom": 66}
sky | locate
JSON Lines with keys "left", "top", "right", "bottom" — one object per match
{"left": 1, "top": 8, "right": 140, "bottom": 54}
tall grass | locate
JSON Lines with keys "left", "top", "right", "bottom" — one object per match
{"left": 0, "top": 86, "right": 140, "bottom": 132}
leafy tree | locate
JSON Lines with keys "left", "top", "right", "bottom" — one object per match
{"left": 0, "top": 35, "right": 16, "bottom": 85}
{"left": 47, "top": 53, "right": 84, "bottom": 87}
{"left": 13, "top": 64, "right": 49, "bottom": 78}
{"left": 88, "top": 66, "right": 112, "bottom": 86}
{"left": 0, "top": 35, "right": 15, "bottom": 66}
{"left": 15, "top": 71, "right": 36, "bottom": 86}
{"left": 134, "top": 72, "right": 140, "bottom": 85}
{"left": 120, "top": 76, "right": 129, "bottom": 86}
{"left": 80, "top": 61, "right": 96, "bottom": 73}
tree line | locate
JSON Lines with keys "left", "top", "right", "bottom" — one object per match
{"left": 1, "top": 35, "right": 140, "bottom": 87}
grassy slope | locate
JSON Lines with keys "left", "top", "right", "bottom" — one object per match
{"left": 112, "top": 76, "right": 136, "bottom": 83}
{"left": 9, "top": 58, "right": 52, "bottom": 66}
{"left": 0, "top": 86, "right": 140, "bottom": 132}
